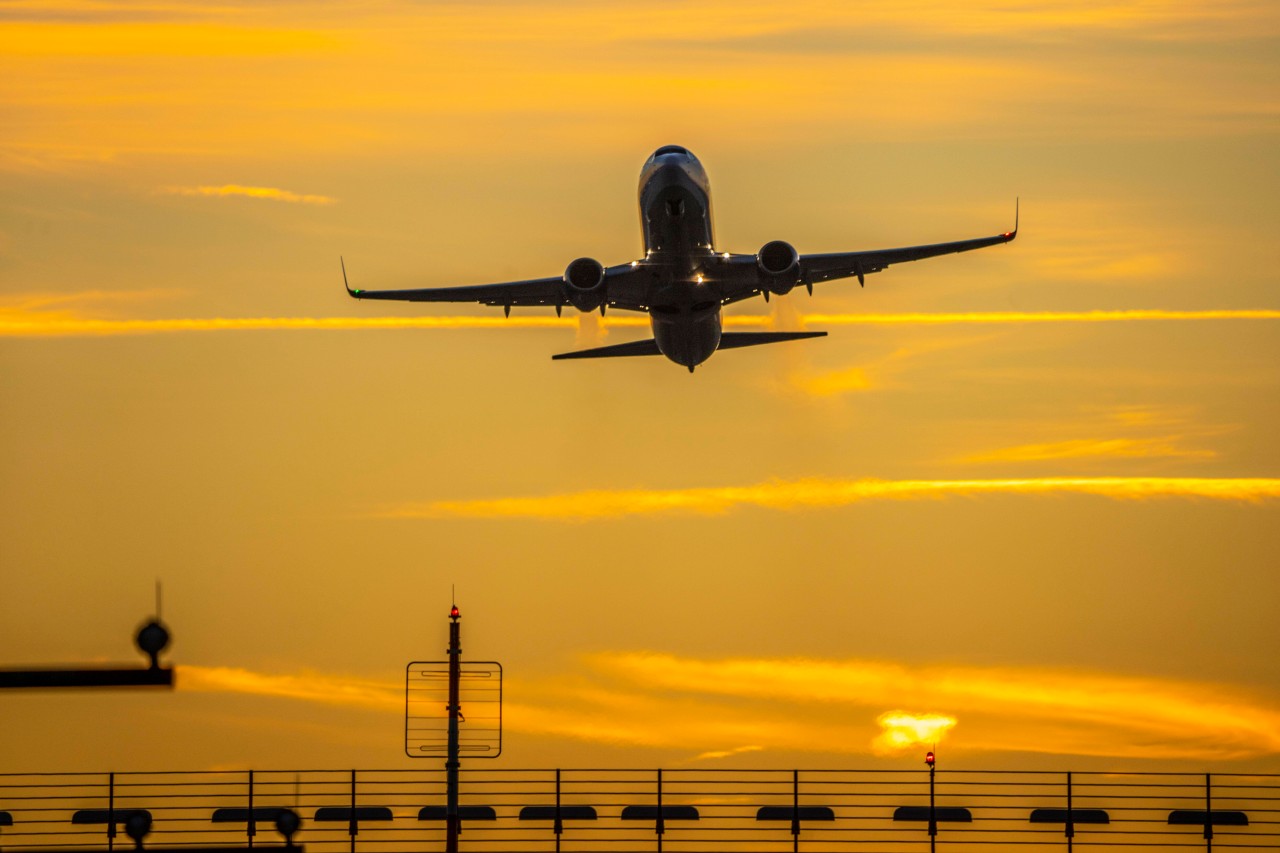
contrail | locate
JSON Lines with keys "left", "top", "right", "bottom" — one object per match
{"left": 797, "top": 309, "right": 1280, "bottom": 326}
{"left": 2, "top": 309, "right": 1277, "bottom": 337}
{"left": 0, "top": 315, "right": 579, "bottom": 336}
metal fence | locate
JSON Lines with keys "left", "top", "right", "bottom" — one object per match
{"left": 0, "top": 768, "right": 1275, "bottom": 851}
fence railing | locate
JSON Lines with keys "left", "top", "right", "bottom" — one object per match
{"left": 0, "top": 768, "right": 1276, "bottom": 851}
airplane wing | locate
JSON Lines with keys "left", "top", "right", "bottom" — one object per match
{"left": 800, "top": 228, "right": 1016, "bottom": 286}
{"left": 342, "top": 260, "right": 650, "bottom": 313}
{"left": 718, "top": 204, "right": 1017, "bottom": 304}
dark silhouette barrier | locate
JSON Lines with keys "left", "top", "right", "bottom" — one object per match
{"left": 0, "top": 767, "right": 1273, "bottom": 851}
{"left": 757, "top": 806, "right": 835, "bottom": 821}
{"left": 1030, "top": 807, "right": 1110, "bottom": 823}
{"left": 1170, "top": 810, "right": 1250, "bottom": 826}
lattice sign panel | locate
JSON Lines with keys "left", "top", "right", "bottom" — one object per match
{"left": 405, "top": 661, "right": 502, "bottom": 758}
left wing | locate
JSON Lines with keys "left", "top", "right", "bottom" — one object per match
{"left": 342, "top": 259, "right": 649, "bottom": 313}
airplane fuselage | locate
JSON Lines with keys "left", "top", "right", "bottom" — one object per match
{"left": 636, "top": 146, "right": 724, "bottom": 369}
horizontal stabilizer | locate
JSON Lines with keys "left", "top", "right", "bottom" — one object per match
{"left": 552, "top": 339, "right": 663, "bottom": 360}
{"left": 716, "top": 331, "right": 827, "bottom": 350}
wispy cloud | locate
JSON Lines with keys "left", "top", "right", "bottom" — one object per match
{"left": 0, "top": 289, "right": 176, "bottom": 313}
{"left": 960, "top": 405, "right": 1233, "bottom": 464}
{"left": 181, "top": 665, "right": 400, "bottom": 712}
{"left": 179, "top": 655, "right": 1280, "bottom": 761}
{"left": 160, "top": 184, "right": 336, "bottom": 205}
{"left": 965, "top": 437, "right": 1218, "bottom": 463}
{"left": 692, "top": 744, "right": 765, "bottom": 762}
{"left": 379, "top": 477, "right": 1280, "bottom": 521}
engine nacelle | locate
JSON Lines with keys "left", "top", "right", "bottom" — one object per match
{"left": 757, "top": 240, "right": 800, "bottom": 294}
{"left": 563, "top": 257, "right": 606, "bottom": 311}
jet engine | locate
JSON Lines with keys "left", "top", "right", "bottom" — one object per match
{"left": 563, "top": 257, "right": 607, "bottom": 311}
{"left": 757, "top": 240, "right": 800, "bottom": 294}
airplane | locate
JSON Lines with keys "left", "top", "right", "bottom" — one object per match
{"left": 343, "top": 145, "right": 1017, "bottom": 372}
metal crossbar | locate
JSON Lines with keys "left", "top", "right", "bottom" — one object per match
{"left": 0, "top": 768, "right": 1275, "bottom": 851}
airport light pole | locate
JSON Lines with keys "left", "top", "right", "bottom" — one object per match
{"left": 926, "top": 750, "right": 936, "bottom": 853}
{"left": 446, "top": 604, "right": 461, "bottom": 853}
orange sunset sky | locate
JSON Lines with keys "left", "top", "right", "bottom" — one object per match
{"left": 1, "top": 0, "right": 1278, "bottom": 773}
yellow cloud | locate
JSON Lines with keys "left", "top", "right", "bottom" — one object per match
{"left": 178, "top": 655, "right": 1280, "bottom": 761}
{"left": 382, "top": 477, "right": 1280, "bottom": 521}
{"left": 160, "top": 184, "right": 336, "bottom": 205}
{"left": 5, "top": 0, "right": 1273, "bottom": 169}
{"left": 555, "top": 653, "right": 1280, "bottom": 760}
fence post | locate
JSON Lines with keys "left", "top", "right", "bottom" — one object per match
{"left": 1205, "top": 773, "right": 1213, "bottom": 852}
{"left": 248, "top": 770, "right": 255, "bottom": 848}
{"left": 656, "top": 768, "right": 664, "bottom": 853}
{"left": 791, "top": 769, "right": 800, "bottom": 853}
{"left": 1065, "top": 771, "right": 1073, "bottom": 852}
{"left": 553, "top": 769, "right": 562, "bottom": 853}
{"left": 349, "top": 769, "right": 357, "bottom": 853}
{"left": 107, "top": 772, "right": 116, "bottom": 852}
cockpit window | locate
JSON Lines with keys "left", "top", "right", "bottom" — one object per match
{"left": 653, "top": 145, "right": 690, "bottom": 158}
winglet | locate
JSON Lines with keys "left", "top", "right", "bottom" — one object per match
{"left": 1002, "top": 198, "right": 1019, "bottom": 241}
{"left": 341, "top": 257, "right": 363, "bottom": 297}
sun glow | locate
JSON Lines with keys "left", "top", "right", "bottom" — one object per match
{"left": 873, "top": 712, "right": 958, "bottom": 754}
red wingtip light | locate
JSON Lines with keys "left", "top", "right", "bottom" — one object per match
{"left": 925, "top": 751, "right": 935, "bottom": 767}
{"left": 450, "top": 605, "right": 460, "bottom": 618}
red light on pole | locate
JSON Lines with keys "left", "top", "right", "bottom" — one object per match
{"left": 925, "top": 751, "right": 935, "bottom": 767}
{"left": 450, "top": 605, "right": 460, "bottom": 619}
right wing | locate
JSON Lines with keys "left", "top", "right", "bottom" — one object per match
{"left": 715, "top": 202, "right": 1018, "bottom": 305}
{"left": 800, "top": 202, "right": 1018, "bottom": 287}
{"left": 341, "top": 259, "right": 649, "bottom": 313}
{"left": 800, "top": 231, "right": 1016, "bottom": 287}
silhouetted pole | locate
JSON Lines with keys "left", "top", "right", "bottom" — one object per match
{"left": 446, "top": 605, "right": 461, "bottom": 853}
{"left": 926, "top": 750, "right": 936, "bottom": 853}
